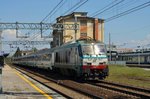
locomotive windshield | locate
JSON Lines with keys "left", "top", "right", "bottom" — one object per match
{"left": 82, "top": 45, "right": 94, "bottom": 55}
{"left": 82, "top": 44, "right": 106, "bottom": 55}
{"left": 94, "top": 44, "right": 106, "bottom": 54}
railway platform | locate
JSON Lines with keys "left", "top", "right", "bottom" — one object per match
{"left": 0, "top": 64, "right": 66, "bottom": 99}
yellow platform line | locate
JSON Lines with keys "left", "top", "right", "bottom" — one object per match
{"left": 14, "top": 70, "right": 52, "bottom": 99}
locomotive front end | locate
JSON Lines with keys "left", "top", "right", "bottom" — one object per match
{"left": 81, "top": 43, "right": 108, "bottom": 79}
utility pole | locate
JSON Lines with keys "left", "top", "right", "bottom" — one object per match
{"left": 0, "top": 30, "right": 3, "bottom": 93}
{"left": 109, "top": 33, "right": 111, "bottom": 61}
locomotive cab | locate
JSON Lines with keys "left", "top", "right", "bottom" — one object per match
{"left": 79, "top": 41, "right": 109, "bottom": 79}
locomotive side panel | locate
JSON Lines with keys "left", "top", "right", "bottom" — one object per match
{"left": 54, "top": 44, "right": 82, "bottom": 77}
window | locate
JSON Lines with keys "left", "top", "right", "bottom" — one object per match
{"left": 94, "top": 45, "right": 106, "bottom": 54}
{"left": 82, "top": 45, "right": 94, "bottom": 55}
{"left": 80, "top": 33, "right": 87, "bottom": 37}
{"left": 80, "top": 20, "right": 87, "bottom": 26}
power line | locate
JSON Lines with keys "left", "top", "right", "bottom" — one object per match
{"left": 33, "top": 0, "right": 64, "bottom": 42}
{"left": 41, "top": 0, "right": 64, "bottom": 22}
{"left": 105, "top": 1, "right": 150, "bottom": 22}
{"left": 50, "top": 0, "right": 67, "bottom": 23}
{"left": 51, "top": 0, "right": 88, "bottom": 23}
{"left": 62, "top": 0, "right": 88, "bottom": 15}
{"left": 39, "top": 0, "right": 88, "bottom": 42}
{"left": 68, "top": 0, "right": 89, "bottom": 13}
{"left": 91, "top": 0, "right": 119, "bottom": 16}
{"left": 31, "top": 0, "right": 66, "bottom": 43}
{"left": 114, "top": 0, "right": 138, "bottom": 12}
{"left": 91, "top": 0, "right": 125, "bottom": 17}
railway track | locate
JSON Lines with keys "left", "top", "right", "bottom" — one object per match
{"left": 10, "top": 64, "right": 148, "bottom": 99}
{"left": 87, "top": 80, "right": 150, "bottom": 99}
{"left": 10, "top": 65, "right": 101, "bottom": 99}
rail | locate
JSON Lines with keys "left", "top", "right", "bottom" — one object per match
{"left": 87, "top": 80, "right": 150, "bottom": 99}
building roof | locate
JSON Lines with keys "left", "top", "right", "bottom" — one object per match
{"left": 57, "top": 12, "right": 104, "bottom": 22}
{"left": 7, "top": 50, "right": 17, "bottom": 58}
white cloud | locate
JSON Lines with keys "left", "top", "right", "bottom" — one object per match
{"left": 2, "top": 29, "right": 17, "bottom": 41}
{"left": 128, "top": 33, "right": 150, "bottom": 48}
{"left": 114, "top": 33, "right": 150, "bottom": 49}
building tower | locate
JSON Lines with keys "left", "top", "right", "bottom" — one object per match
{"left": 52, "top": 12, "right": 104, "bottom": 48}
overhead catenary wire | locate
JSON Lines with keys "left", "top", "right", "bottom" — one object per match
{"left": 31, "top": 0, "right": 65, "bottom": 42}
{"left": 91, "top": 0, "right": 125, "bottom": 17}
{"left": 41, "top": 0, "right": 64, "bottom": 23}
{"left": 30, "top": 0, "right": 82, "bottom": 43}
{"left": 67, "top": 0, "right": 89, "bottom": 14}
{"left": 114, "top": 0, "right": 138, "bottom": 12}
{"left": 91, "top": 0, "right": 120, "bottom": 16}
{"left": 102, "top": 0, "right": 139, "bottom": 17}
{"left": 62, "top": 0, "right": 88, "bottom": 15}
{"left": 50, "top": 0, "right": 68, "bottom": 23}
{"left": 30, "top": 0, "right": 89, "bottom": 48}
{"left": 105, "top": 1, "right": 150, "bottom": 22}
{"left": 45, "top": 0, "right": 68, "bottom": 23}
{"left": 51, "top": 0, "right": 88, "bottom": 23}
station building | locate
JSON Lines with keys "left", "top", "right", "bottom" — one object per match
{"left": 51, "top": 12, "right": 104, "bottom": 48}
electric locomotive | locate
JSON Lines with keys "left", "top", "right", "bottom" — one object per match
{"left": 53, "top": 38, "right": 108, "bottom": 79}
{"left": 12, "top": 39, "right": 108, "bottom": 80}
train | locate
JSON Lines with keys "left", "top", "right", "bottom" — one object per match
{"left": 12, "top": 39, "right": 109, "bottom": 80}
{"left": 118, "top": 51, "right": 150, "bottom": 64}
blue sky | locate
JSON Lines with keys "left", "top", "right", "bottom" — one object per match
{"left": 0, "top": 0, "right": 150, "bottom": 53}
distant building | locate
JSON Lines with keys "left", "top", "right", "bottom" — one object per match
{"left": 51, "top": 12, "right": 104, "bottom": 47}
{"left": 21, "top": 50, "right": 34, "bottom": 56}
{"left": 116, "top": 48, "right": 134, "bottom": 53}
{"left": 106, "top": 44, "right": 134, "bottom": 53}
{"left": 106, "top": 44, "right": 134, "bottom": 61}
{"left": 10, "top": 47, "right": 34, "bottom": 57}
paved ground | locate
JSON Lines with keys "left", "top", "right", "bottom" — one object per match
{"left": 0, "top": 64, "right": 66, "bottom": 99}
